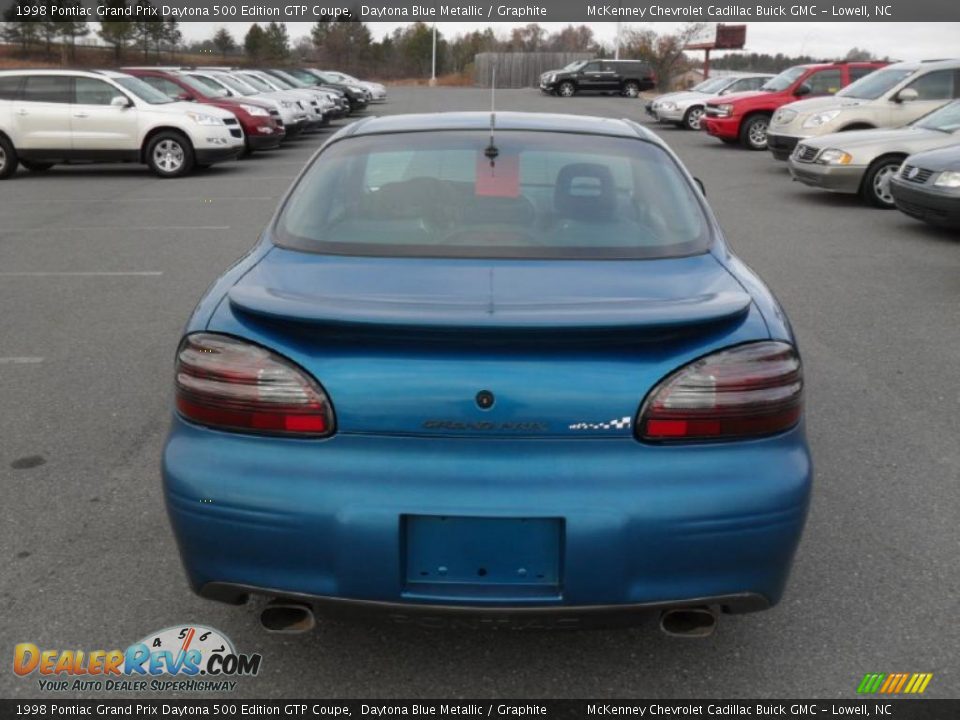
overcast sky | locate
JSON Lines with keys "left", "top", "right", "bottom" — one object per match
{"left": 180, "top": 22, "right": 959, "bottom": 62}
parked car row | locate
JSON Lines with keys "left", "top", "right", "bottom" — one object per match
{"left": 0, "top": 66, "right": 385, "bottom": 180}
{"left": 646, "top": 58, "right": 960, "bottom": 228}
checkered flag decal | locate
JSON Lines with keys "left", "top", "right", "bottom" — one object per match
{"left": 569, "top": 416, "right": 633, "bottom": 431}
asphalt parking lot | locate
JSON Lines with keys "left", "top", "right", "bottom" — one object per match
{"left": 2, "top": 86, "right": 958, "bottom": 699}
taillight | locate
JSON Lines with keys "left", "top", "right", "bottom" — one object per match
{"left": 637, "top": 341, "right": 802, "bottom": 442}
{"left": 175, "top": 333, "right": 335, "bottom": 437}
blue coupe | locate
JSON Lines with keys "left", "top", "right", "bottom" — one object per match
{"left": 163, "top": 112, "right": 811, "bottom": 635}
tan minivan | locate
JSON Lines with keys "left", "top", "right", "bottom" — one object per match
{"left": 767, "top": 59, "right": 960, "bottom": 160}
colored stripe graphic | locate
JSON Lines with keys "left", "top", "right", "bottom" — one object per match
{"left": 858, "top": 673, "right": 932, "bottom": 694}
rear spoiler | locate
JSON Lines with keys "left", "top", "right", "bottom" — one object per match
{"left": 228, "top": 285, "right": 752, "bottom": 331}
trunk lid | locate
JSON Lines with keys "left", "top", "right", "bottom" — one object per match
{"left": 214, "top": 249, "right": 767, "bottom": 438}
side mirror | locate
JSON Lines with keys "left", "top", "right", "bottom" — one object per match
{"left": 694, "top": 177, "right": 706, "bottom": 196}
{"left": 175, "top": 93, "right": 194, "bottom": 102}
{"left": 895, "top": 87, "right": 918, "bottom": 103}
{"left": 794, "top": 83, "right": 812, "bottom": 98}
{"left": 110, "top": 96, "right": 130, "bottom": 108}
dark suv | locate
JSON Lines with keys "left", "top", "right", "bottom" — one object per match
{"left": 540, "top": 60, "right": 656, "bottom": 98}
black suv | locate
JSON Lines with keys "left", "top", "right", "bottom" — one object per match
{"left": 540, "top": 60, "right": 656, "bottom": 98}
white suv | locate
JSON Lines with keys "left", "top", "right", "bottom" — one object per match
{"left": 0, "top": 69, "right": 244, "bottom": 179}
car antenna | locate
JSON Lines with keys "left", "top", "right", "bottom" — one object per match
{"left": 484, "top": 67, "right": 499, "bottom": 165}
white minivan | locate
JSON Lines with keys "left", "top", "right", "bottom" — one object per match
{"left": 0, "top": 69, "right": 244, "bottom": 179}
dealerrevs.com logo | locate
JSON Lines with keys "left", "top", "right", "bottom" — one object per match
{"left": 14, "top": 624, "right": 262, "bottom": 693}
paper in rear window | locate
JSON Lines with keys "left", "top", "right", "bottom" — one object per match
{"left": 475, "top": 154, "right": 520, "bottom": 198}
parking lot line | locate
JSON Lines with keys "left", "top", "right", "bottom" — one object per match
{"left": 0, "top": 271, "right": 163, "bottom": 277}
{"left": 0, "top": 356, "right": 44, "bottom": 364}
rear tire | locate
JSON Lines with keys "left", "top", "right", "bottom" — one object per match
{"left": 558, "top": 81, "right": 576, "bottom": 98}
{"left": 20, "top": 160, "right": 54, "bottom": 172}
{"left": 861, "top": 156, "right": 904, "bottom": 208}
{"left": 623, "top": 82, "right": 640, "bottom": 98}
{"left": 145, "top": 131, "right": 194, "bottom": 179}
{"left": 739, "top": 115, "right": 770, "bottom": 150}
{"left": 683, "top": 106, "right": 705, "bottom": 131}
{"left": 0, "top": 135, "right": 18, "bottom": 179}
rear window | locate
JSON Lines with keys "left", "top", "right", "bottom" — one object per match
{"left": 277, "top": 130, "right": 710, "bottom": 260}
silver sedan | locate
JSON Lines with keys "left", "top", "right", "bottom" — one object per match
{"left": 788, "top": 100, "right": 960, "bottom": 208}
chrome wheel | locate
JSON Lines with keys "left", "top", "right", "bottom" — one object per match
{"left": 0, "top": 146, "right": 6, "bottom": 174}
{"left": 558, "top": 82, "right": 575, "bottom": 98}
{"left": 153, "top": 139, "right": 184, "bottom": 174}
{"left": 624, "top": 83, "right": 640, "bottom": 98}
{"left": 872, "top": 164, "right": 899, "bottom": 206}
{"left": 685, "top": 107, "right": 704, "bottom": 130}
{"left": 748, "top": 119, "right": 768, "bottom": 148}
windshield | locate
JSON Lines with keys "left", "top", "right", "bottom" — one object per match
{"left": 913, "top": 100, "right": 960, "bottom": 132}
{"left": 277, "top": 130, "right": 709, "bottom": 260}
{"left": 264, "top": 73, "right": 294, "bottom": 89}
{"left": 179, "top": 74, "right": 227, "bottom": 98}
{"left": 695, "top": 77, "right": 735, "bottom": 94}
{"left": 237, "top": 73, "right": 274, "bottom": 92}
{"left": 287, "top": 69, "right": 319, "bottom": 85}
{"left": 837, "top": 68, "right": 915, "bottom": 99}
{"left": 272, "top": 70, "right": 307, "bottom": 88}
{"left": 562, "top": 61, "right": 588, "bottom": 72}
{"left": 212, "top": 73, "right": 257, "bottom": 96}
{"left": 114, "top": 76, "right": 173, "bottom": 104}
{"left": 762, "top": 66, "right": 809, "bottom": 92}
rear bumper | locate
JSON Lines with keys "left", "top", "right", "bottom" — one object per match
{"left": 788, "top": 161, "right": 865, "bottom": 193}
{"left": 200, "top": 583, "right": 769, "bottom": 629}
{"left": 891, "top": 178, "right": 960, "bottom": 228}
{"left": 702, "top": 115, "right": 740, "bottom": 140}
{"left": 767, "top": 133, "right": 803, "bottom": 161}
{"left": 163, "top": 418, "right": 812, "bottom": 614}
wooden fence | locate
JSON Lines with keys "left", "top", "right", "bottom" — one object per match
{"left": 473, "top": 52, "right": 594, "bottom": 89}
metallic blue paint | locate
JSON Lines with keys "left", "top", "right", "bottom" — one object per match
{"left": 163, "top": 113, "right": 812, "bottom": 618}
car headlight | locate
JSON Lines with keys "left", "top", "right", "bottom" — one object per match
{"left": 803, "top": 110, "right": 841, "bottom": 129}
{"left": 715, "top": 104, "right": 733, "bottom": 118}
{"left": 934, "top": 170, "right": 960, "bottom": 188}
{"left": 281, "top": 100, "right": 295, "bottom": 109}
{"left": 187, "top": 112, "right": 223, "bottom": 126}
{"left": 818, "top": 149, "right": 853, "bottom": 165}
{"left": 239, "top": 104, "right": 269, "bottom": 117}
{"left": 660, "top": 101, "right": 677, "bottom": 111}
{"left": 775, "top": 108, "right": 797, "bottom": 124}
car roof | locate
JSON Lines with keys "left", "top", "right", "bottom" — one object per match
{"left": 880, "top": 58, "right": 960, "bottom": 71}
{"left": 0, "top": 68, "right": 131, "bottom": 79}
{"left": 344, "top": 111, "right": 659, "bottom": 143}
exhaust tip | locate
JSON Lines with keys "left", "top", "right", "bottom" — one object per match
{"left": 259, "top": 601, "right": 316, "bottom": 634}
{"left": 659, "top": 607, "right": 718, "bottom": 638}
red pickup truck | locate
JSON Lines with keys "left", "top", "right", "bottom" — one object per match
{"left": 701, "top": 61, "right": 887, "bottom": 150}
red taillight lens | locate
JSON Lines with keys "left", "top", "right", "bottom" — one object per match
{"left": 175, "top": 333, "right": 335, "bottom": 438}
{"left": 637, "top": 341, "right": 802, "bottom": 442}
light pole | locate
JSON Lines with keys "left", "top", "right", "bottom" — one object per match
{"left": 429, "top": 23, "right": 437, "bottom": 86}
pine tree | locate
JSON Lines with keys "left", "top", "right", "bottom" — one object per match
{"left": 212, "top": 27, "right": 236, "bottom": 60}
{"left": 244, "top": 23, "right": 265, "bottom": 62}
{"left": 262, "top": 21, "right": 289, "bottom": 61}
{"left": 98, "top": 1, "right": 135, "bottom": 61}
